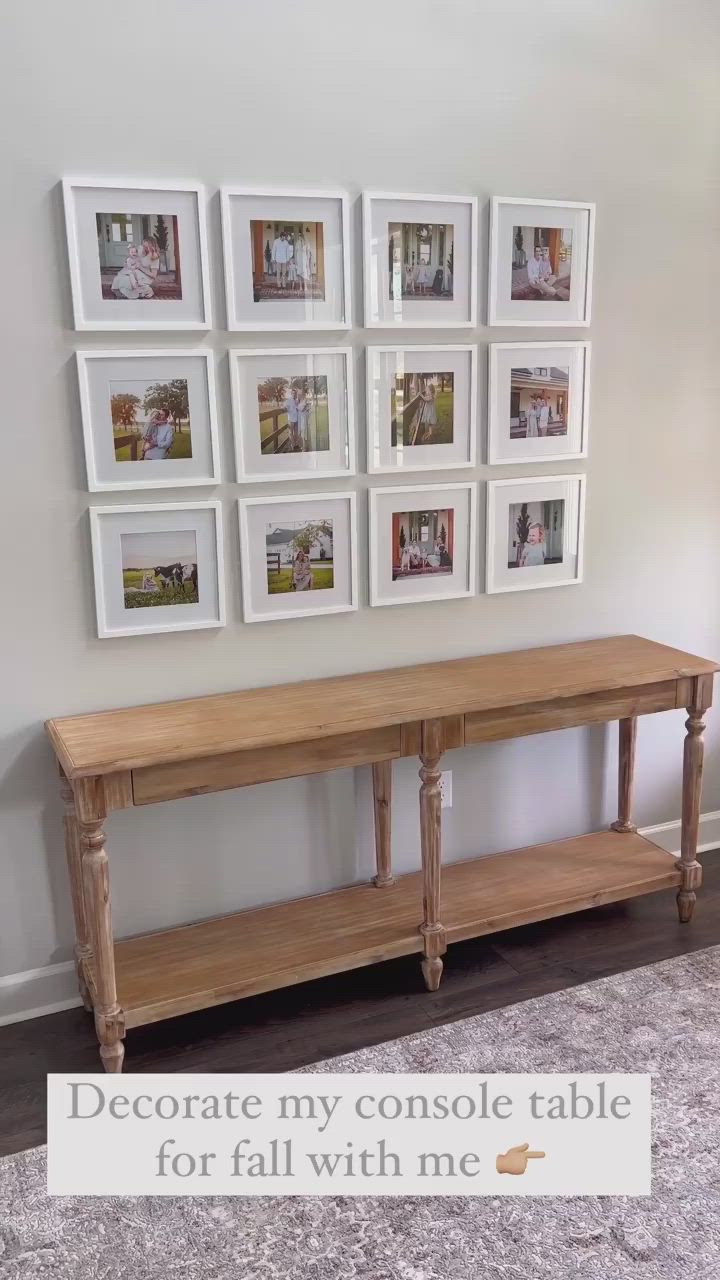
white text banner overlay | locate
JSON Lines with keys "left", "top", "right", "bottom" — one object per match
{"left": 47, "top": 1072, "right": 651, "bottom": 1196}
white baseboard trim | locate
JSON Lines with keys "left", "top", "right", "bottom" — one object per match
{"left": 639, "top": 808, "right": 720, "bottom": 857}
{"left": 2, "top": 810, "right": 719, "bottom": 1028}
{"left": 0, "top": 960, "right": 81, "bottom": 1027}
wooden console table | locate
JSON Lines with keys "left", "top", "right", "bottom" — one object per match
{"left": 46, "top": 635, "right": 718, "bottom": 1073}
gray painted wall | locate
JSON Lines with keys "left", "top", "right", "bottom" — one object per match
{"left": 2, "top": 0, "right": 719, "bottom": 979}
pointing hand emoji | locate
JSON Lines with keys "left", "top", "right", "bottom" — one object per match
{"left": 496, "top": 1142, "right": 546, "bottom": 1175}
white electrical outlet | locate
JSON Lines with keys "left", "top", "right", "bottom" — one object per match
{"left": 440, "top": 770, "right": 452, "bottom": 808}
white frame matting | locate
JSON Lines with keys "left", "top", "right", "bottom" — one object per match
{"left": 363, "top": 191, "right": 478, "bottom": 329}
{"left": 487, "top": 341, "right": 591, "bottom": 465}
{"left": 90, "top": 500, "right": 225, "bottom": 637}
{"left": 77, "top": 349, "right": 220, "bottom": 491}
{"left": 488, "top": 196, "right": 595, "bottom": 327}
{"left": 221, "top": 186, "right": 352, "bottom": 331}
{"left": 230, "top": 347, "right": 356, "bottom": 482}
{"left": 486, "top": 474, "right": 586, "bottom": 594}
{"left": 366, "top": 345, "right": 477, "bottom": 474}
{"left": 63, "top": 177, "right": 212, "bottom": 331}
{"left": 239, "top": 491, "right": 359, "bottom": 623}
{"left": 369, "top": 482, "right": 477, "bottom": 607}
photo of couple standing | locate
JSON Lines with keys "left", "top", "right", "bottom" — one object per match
{"left": 251, "top": 220, "right": 325, "bottom": 302}
{"left": 256, "top": 376, "right": 330, "bottom": 455}
{"left": 510, "top": 366, "right": 569, "bottom": 441}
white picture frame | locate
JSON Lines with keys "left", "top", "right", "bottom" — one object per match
{"left": 369, "top": 482, "right": 477, "bottom": 607}
{"left": 63, "top": 178, "right": 212, "bottom": 331}
{"left": 486, "top": 474, "right": 586, "bottom": 594}
{"left": 238, "top": 492, "right": 358, "bottom": 623}
{"left": 366, "top": 345, "right": 477, "bottom": 474}
{"left": 89, "top": 500, "right": 225, "bottom": 638}
{"left": 487, "top": 342, "right": 590, "bottom": 465}
{"left": 221, "top": 186, "right": 352, "bottom": 331}
{"left": 363, "top": 191, "right": 478, "bottom": 329}
{"left": 230, "top": 347, "right": 356, "bottom": 482}
{"left": 77, "top": 349, "right": 220, "bottom": 491}
{"left": 488, "top": 196, "right": 595, "bottom": 327}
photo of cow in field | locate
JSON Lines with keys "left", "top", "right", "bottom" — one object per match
{"left": 120, "top": 532, "right": 199, "bottom": 609}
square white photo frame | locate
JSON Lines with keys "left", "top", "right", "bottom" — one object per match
{"left": 63, "top": 178, "right": 211, "bottom": 330}
{"left": 221, "top": 187, "right": 351, "bottom": 331}
{"left": 488, "top": 197, "right": 595, "bottom": 327}
{"left": 239, "top": 492, "right": 358, "bottom": 623}
{"left": 486, "top": 475, "right": 586, "bottom": 594}
{"left": 90, "top": 501, "right": 225, "bottom": 637}
{"left": 369, "top": 482, "right": 477, "bottom": 607}
{"left": 363, "top": 192, "right": 478, "bottom": 328}
{"left": 77, "top": 350, "right": 220, "bottom": 491}
{"left": 230, "top": 348, "right": 355, "bottom": 482}
{"left": 487, "top": 342, "right": 590, "bottom": 465}
{"left": 367, "top": 346, "right": 477, "bottom": 473}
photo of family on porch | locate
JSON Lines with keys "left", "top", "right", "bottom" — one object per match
{"left": 511, "top": 226, "right": 572, "bottom": 301}
{"left": 110, "top": 378, "right": 192, "bottom": 462}
{"left": 265, "top": 519, "right": 334, "bottom": 594}
{"left": 96, "top": 213, "right": 182, "bottom": 301}
{"left": 509, "top": 366, "right": 569, "bottom": 439}
{"left": 389, "top": 222, "right": 454, "bottom": 301}
{"left": 391, "top": 372, "right": 454, "bottom": 446}
{"left": 250, "top": 220, "right": 325, "bottom": 302}
{"left": 508, "top": 500, "right": 565, "bottom": 569}
{"left": 392, "top": 508, "right": 454, "bottom": 580}
{"left": 256, "top": 376, "right": 330, "bottom": 455}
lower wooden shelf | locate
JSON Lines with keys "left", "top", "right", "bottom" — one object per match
{"left": 111, "top": 830, "right": 681, "bottom": 1029}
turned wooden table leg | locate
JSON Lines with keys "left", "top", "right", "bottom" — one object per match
{"left": 76, "top": 778, "right": 125, "bottom": 1073}
{"left": 59, "top": 769, "right": 93, "bottom": 1011}
{"left": 611, "top": 717, "right": 638, "bottom": 834}
{"left": 419, "top": 719, "right": 446, "bottom": 991}
{"left": 677, "top": 676, "right": 712, "bottom": 923}
{"left": 372, "top": 761, "right": 394, "bottom": 886}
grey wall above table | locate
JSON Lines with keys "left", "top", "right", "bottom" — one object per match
{"left": 1, "top": 0, "right": 719, "bottom": 1004}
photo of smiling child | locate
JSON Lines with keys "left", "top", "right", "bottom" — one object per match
{"left": 508, "top": 500, "right": 565, "bottom": 569}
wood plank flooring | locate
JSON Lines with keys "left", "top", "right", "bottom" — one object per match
{"left": 1, "top": 849, "right": 718, "bottom": 1158}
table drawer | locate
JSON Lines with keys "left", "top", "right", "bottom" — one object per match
{"left": 132, "top": 725, "right": 402, "bottom": 804}
{"left": 465, "top": 680, "right": 682, "bottom": 745}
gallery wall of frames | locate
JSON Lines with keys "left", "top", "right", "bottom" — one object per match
{"left": 63, "top": 179, "right": 595, "bottom": 638}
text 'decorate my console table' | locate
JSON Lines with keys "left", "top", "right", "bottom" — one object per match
{"left": 45, "top": 634, "right": 718, "bottom": 1072}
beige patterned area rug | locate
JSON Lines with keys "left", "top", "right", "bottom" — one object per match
{"left": 2, "top": 946, "right": 720, "bottom": 1280}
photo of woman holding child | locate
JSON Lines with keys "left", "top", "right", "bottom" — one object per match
{"left": 111, "top": 236, "right": 161, "bottom": 299}
{"left": 141, "top": 408, "right": 176, "bottom": 460}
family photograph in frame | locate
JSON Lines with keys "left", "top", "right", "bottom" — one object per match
{"left": 488, "top": 197, "right": 595, "bottom": 328}
{"left": 77, "top": 350, "right": 220, "bottom": 491}
{"left": 363, "top": 192, "right": 477, "bottom": 328}
{"left": 221, "top": 187, "right": 351, "bottom": 331}
{"left": 487, "top": 342, "right": 590, "bottom": 465}
{"left": 369, "top": 482, "right": 476, "bottom": 607}
{"left": 90, "top": 501, "right": 225, "bottom": 637}
{"left": 366, "top": 345, "right": 476, "bottom": 473}
{"left": 250, "top": 221, "right": 325, "bottom": 302}
{"left": 231, "top": 348, "right": 355, "bottom": 483}
{"left": 239, "top": 492, "right": 358, "bottom": 623}
{"left": 391, "top": 371, "right": 454, "bottom": 447}
{"left": 63, "top": 179, "right": 211, "bottom": 330}
{"left": 388, "top": 221, "right": 454, "bottom": 302}
{"left": 96, "top": 213, "right": 182, "bottom": 301}
{"left": 265, "top": 518, "right": 334, "bottom": 596}
{"left": 486, "top": 475, "right": 585, "bottom": 594}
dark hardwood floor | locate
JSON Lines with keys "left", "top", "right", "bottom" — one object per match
{"left": 2, "top": 851, "right": 719, "bottom": 1158}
